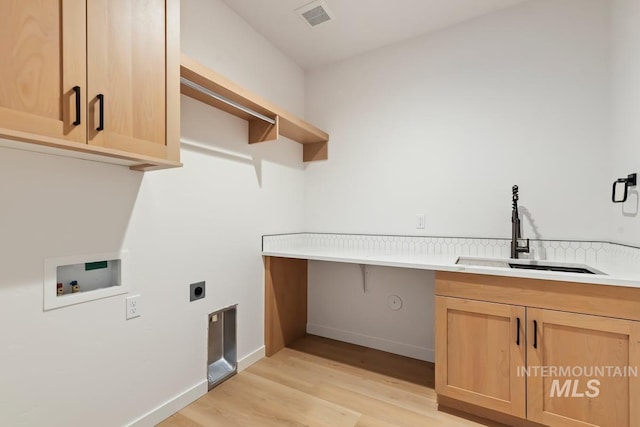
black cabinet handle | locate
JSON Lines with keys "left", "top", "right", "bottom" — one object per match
{"left": 96, "top": 94, "right": 105, "bottom": 131}
{"left": 516, "top": 317, "right": 521, "bottom": 346}
{"left": 533, "top": 320, "right": 538, "bottom": 349}
{"left": 73, "top": 86, "right": 81, "bottom": 125}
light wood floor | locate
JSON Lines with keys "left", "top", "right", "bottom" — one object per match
{"left": 159, "top": 335, "right": 507, "bottom": 427}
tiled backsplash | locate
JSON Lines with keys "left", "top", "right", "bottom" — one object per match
{"left": 263, "top": 233, "right": 640, "bottom": 270}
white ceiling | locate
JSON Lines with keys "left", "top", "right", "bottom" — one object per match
{"left": 222, "top": 0, "right": 528, "bottom": 70}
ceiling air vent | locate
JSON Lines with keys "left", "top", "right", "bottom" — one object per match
{"left": 296, "top": 0, "right": 334, "bottom": 28}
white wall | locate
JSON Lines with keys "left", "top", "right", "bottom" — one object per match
{"left": 308, "top": 263, "right": 435, "bottom": 361}
{"left": 305, "top": 0, "right": 611, "bottom": 239}
{"left": 1, "top": 0, "right": 633, "bottom": 423}
{"left": 304, "top": 0, "right": 612, "bottom": 361}
{"left": 610, "top": 0, "right": 640, "bottom": 247}
{"left": 0, "top": 0, "right": 306, "bottom": 426}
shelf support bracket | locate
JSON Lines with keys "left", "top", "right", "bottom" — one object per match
{"left": 303, "top": 141, "right": 328, "bottom": 162}
{"left": 360, "top": 264, "right": 369, "bottom": 293}
{"left": 249, "top": 116, "right": 279, "bottom": 144}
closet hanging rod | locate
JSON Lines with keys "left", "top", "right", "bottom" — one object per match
{"left": 180, "top": 77, "right": 276, "bottom": 125}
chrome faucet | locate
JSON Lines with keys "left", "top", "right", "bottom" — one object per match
{"left": 511, "top": 185, "right": 530, "bottom": 259}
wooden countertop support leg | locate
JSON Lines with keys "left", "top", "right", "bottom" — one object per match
{"left": 264, "top": 256, "right": 308, "bottom": 356}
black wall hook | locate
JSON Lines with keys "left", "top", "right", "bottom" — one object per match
{"left": 612, "top": 173, "right": 637, "bottom": 203}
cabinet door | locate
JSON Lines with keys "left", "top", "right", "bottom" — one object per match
{"left": 527, "top": 308, "right": 640, "bottom": 427}
{"left": 86, "top": 0, "right": 167, "bottom": 158}
{"left": 0, "top": 0, "right": 86, "bottom": 143}
{"left": 435, "top": 296, "right": 526, "bottom": 418}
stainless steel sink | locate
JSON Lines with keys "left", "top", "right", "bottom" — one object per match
{"left": 456, "top": 257, "right": 605, "bottom": 275}
{"left": 508, "top": 263, "right": 596, "bottom": 274}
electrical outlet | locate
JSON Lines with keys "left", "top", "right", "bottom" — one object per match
{"left": 416, "top": 214, "right": 425, "bottom": 229}
{"left": 126, "top": 295, "right": 141, "bottom": 319}
{"left": 190, "top": 281, "right": 206, "bottom": 302}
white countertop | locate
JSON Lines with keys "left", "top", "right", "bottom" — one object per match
{"left": 263, "top": 245, "right": 640, "bottom": 289}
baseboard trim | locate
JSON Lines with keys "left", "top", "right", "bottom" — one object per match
{"left": 125, "top": 346, "right": 265, "bottom": 427}
{"left": 307, "top": 323, "right": 434, "bottom": 362}
{"left": 238, "top": 346, "right": 265, "bottom": 372}
{"left": 126, "top": 380, "right": 207, "bottom": 427}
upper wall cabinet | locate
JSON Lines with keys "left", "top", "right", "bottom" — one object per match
{"left": 0, "top": 1, "right": 87, "bottom": 144}
{"left": 0, "top": 0, "right": 181, "bottom": 171}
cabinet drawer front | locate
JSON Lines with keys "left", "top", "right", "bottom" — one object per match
{"left": 436, "top": 271, "right": 640, "bottom": 322}
{"left": 436, "top": 296, "right": 526, "bottom": 418}
{"left": 527, "top": 308, "right": 640, "bottom": 427}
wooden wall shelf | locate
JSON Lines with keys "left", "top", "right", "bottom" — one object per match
{"left": 180, "top": 54, "right": 329, "bottom": 162}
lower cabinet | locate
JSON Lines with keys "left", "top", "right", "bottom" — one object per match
{"left": 435, "top": 297, "right": 526, "bottom": 418}
{"left": 436, "top": 273, "right": 640, "bottom": 427}
{"left": 527, "top": 308, "right": 640, "bottom": 427}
